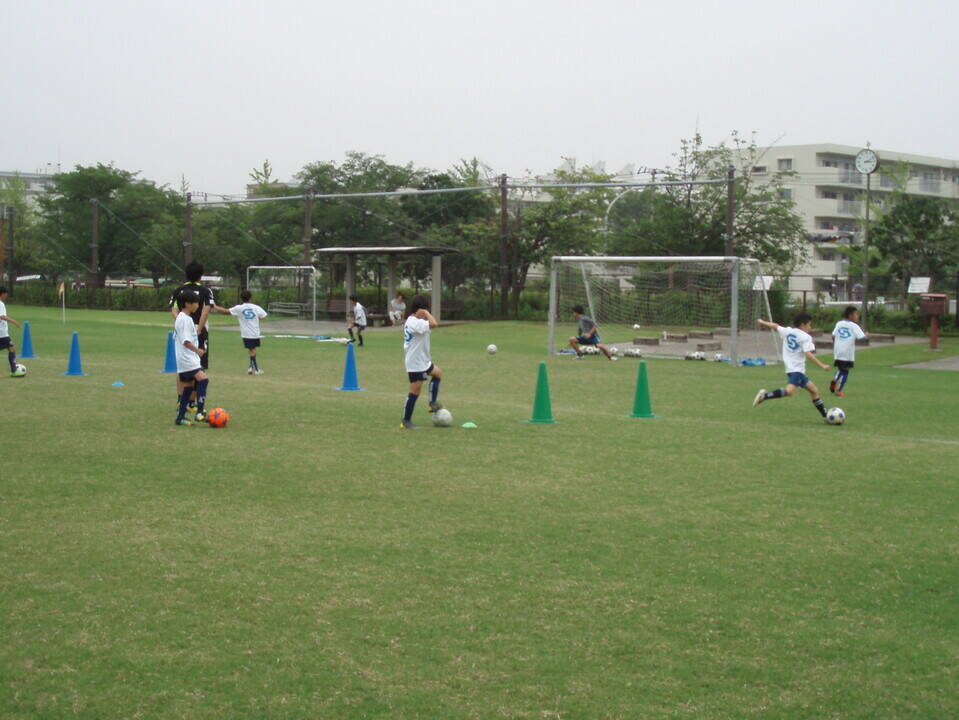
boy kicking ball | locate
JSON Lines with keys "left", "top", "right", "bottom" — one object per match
{"left": 753, "top": 312, "right": 831, "bottom": 421}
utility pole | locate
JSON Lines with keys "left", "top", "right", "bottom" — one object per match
{"left": 724, "top": 166, "right": 735, "bottom": 256}
{"left": 499, "top": 173, "right": 509, "bottom": 319}
{"left": 861, "top": 171, "right": 871, "bottom": 330}
{"left": 89, "top": 199, "right": 99, "bottom": 288}
{"left": 302, "top": 192, "right": 314, "bottom": 303}
{"left": 183, "top": 192, "right": 193, "bottom": 265}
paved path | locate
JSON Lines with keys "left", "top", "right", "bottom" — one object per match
{"left": 897, "top": 354, "right": 959, "bottom": 372}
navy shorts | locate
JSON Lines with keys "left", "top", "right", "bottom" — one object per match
{"left": 576, "top": 335, "right": 600, "bottom": 345}
{"left": 178, "top": 368, "right": 201, "bottom": 382}
{"left": 0, "top": 337, "right": 10, "bottom": 350}
{"left": 243, "top": 338, "right": 261, "bottom": 349}
{"left": 407, "top": 363, "right": 435, "bottom": 383}
{"left": 786, "top": 371, "right": 809, "bottom": 388}
{"left": 833, "top": 359, "right": 854, "bottom": 370}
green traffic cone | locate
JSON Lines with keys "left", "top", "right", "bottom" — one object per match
{"left": 527, "top": 361, "right": 555, "bottom": 423}
{"left": 630, "top": 360, "right": 656, "bottom": 418}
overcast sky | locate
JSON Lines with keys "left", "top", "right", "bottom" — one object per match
{"left": 3, "top": 0, "right": 957, "bottom": 195}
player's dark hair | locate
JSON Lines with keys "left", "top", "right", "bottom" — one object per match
{"left": 396, "top": 292, "right": 405, "bottom": 300}
{"left": 572, "top": 305, "right": 585, "bottom": 314}
{"left": 177, "top": 289, "right": 200, "bottom": 309}
{"left": 843, "top": 305, "right": 858, "bottom": 319}
{"left": 410, "top": 294, "right": 430, "bottom": 313}
{"left": 349, "top": 294, "right": 359, "bottom": 302}
{"left": 793, "top": 311, "right": 813, "bottom": 327}
{"left": 0, "top": 286, "right": 6, "bottom": 295}
{"left": 185, "top": 261, "right": 203, "bottom": 282}
{"left": 240, "top": 290, "right": 252, "bottom": 302}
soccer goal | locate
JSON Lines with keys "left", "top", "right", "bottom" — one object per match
{"left": 547, "top": 256, "right": 781, "bottom": 364}
{"left": 246, "top": 265, "right": 319, "bottom": 322}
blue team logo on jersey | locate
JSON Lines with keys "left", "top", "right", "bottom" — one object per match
{"left": 837, "top": 327, "right": 852, "bottom": 339}
{"left": 404, "top": 329, "right": 413, "bottom": 343}
{"left": 786, "top": 334, "right": 800, "bottom": 351}
{"left": 242, "top": 308, "right": 256, "bottom": 320}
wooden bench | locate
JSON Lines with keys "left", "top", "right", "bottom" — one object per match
{"left": 268, "top": 301, "right": 309, "bottom": 316}
{"left": 697, "top": 341, "right": 722, "bottom": 352}
{"left": 688, "top": 331, "right": 714, "bottom": 339}
{"left": 633, "top": 337, "right": 660, "bottom": 346}
{"left": 869, "top": 333, "right": 895, "bottom": 342}
{"left": 665, "top": 333, "right": 688, "bottom": 343}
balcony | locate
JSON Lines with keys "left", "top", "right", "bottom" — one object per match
{"left": 839, "top": 171, "right": 863, "bottom": 185}
{"left": 838, "top": 200, "right": 862, "bottom": 215}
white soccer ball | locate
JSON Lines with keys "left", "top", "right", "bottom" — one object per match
{"left": 486, "top": 344, "right": 497, "bottom": 355}
{"left": 685, "top": 351, "right": 696, "bottom": 360}
{"left": 432, "top": 408, "right": 453, "bottom": 427}
{"left": 826, "top": 407, "right": 845, "bottom": 425}
{"left": 712, "top": 352, "right": 724, "bottom": 362}
{"left": 696, "top": 351, "right": 706, "bottom": 361}
{"left": 633, "top": 323, "right": 641, "bottom": 330}
{"left": 610, "top": 346, "right": 619, "bottom": 355}
{"left": 12, "top": 363, "right": 26, "bottom": 377}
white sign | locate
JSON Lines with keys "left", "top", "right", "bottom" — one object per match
{"left": 907, "top": 277, "right": 931, "bottom": 294}
{"left": 752, "top": 275, "right": 774, "bottom": 291}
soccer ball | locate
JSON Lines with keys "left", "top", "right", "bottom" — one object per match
{"left": 487, "top": 344, "right": 497, "bottom": 355}
{"left": 432, "top": 408, "right": 453, "bottom": 427}
{"left": 712, "top": 352, "right": 724, "bottom": 362}
{"left": 11, "top": 363, "right": 26, "bottom": 377}
{"left": 633, "top": 323, "right": 641, "bottom": 330}
{"left": 609, "top": 346, "right": 619, "bottom": 355}
{"left": 826, "top": 407, "right": 845, "bottom": 425}
{"left": 207, "top": 407, "right": 230, "bottom": 428}
{"left": 684, "top": 351, "right": 696, "bottom": 360}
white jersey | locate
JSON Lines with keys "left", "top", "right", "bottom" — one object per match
{"left": 229, "top": 302, "right": 267, "bottom": 339}
{"left": 173, "top": 312, "right": 201, "bottom": 372}
{"left": 403, "top": 316, "right": 432, "bottom": 372}
{"left": 353, "top": 302, "right": 367, "bottom": 326}
{"left": 832, "top": 319, "right": 866, "bottom": 361}
{"left": 777, "top": 325, "right": 815, "bottom": 374}
{"left": 0, "top": 300, "right": 7, "bottom": 337}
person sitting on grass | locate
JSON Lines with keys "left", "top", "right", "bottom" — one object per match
{"left": 213, "top": 289, "right": 268, "bottom": 375}
{"left": 568, "top": 305, "right": 614, "bottom": 360}
{"left": 0, "top": 286, "right": 23, "bottom": 376}
{"left": 173, "top": 290, "right": 210, "bottom": 426}
{"left": 753, "top": 312, "right": 831, "bottom": 421}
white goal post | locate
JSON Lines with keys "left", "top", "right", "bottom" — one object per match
{"left": 547, "top": 256, "right": 781, "bottom": 365}
{"left": 245, "top": 265, "right": 319, "bottom": 322}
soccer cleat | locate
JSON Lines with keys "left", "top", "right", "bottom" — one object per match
{"left": 400, "top": 420, "right": 420, "bottom": 430}
{"left": 829, "top": 379, "right": 837, "bottom": 394}
{"left": 194, "top": 412, "right": 208, "bottom": 423}
{"left": 247, "top": 367, "right": 254, "bottom": 375}
{"left": 753, "top": 389, "right": 766, "bottom": 407}
{"left": 175, "top": 419, "right": 194, "bottom": 427}
{"left": 835, "top": 390, "right": 845, "bottom": 397}
{"left": 428, "top": 402, "right": 443, "bottom": 413}
{"left": 188, "top": 403, "right": 197, "bottom": 413}
{"left": 254, "top": 369, "right": 264, "bottom": 375}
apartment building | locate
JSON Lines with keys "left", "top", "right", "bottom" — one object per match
{"left": 0, "top": 170, "right": 57, "bottom": 202}
{"left": 741, "top": 144, "right": 959, "bottom": 297}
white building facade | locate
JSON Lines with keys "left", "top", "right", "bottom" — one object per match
{"left": 740, "top": 143, "right": 959, "bottom": 298}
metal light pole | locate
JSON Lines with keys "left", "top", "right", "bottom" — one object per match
{"left": 861, "top": 170, "right": 871, "bottom": 330}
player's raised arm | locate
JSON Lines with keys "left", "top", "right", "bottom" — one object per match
{"left": 757, "top": 318, "right": 779, "bottom": 331}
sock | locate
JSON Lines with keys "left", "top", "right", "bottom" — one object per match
{"left": 832, "top": 370, "right": 842, "bottom": 385}
{"left": 429, "top": 377, "right": 440, "bottom": 405}
{"left": 348, "top": 328, "right": 354, "bottom": 340}
{"left": 176, "top": 389, "right": 192, "bottom": 422}
{"left": 838, "top": 369, "right": 849, "bottom": 391}
{"left": 404, "top": 393, "right": 418, "bottom": 422}
{"left": 813, "top": 397, "right": 826, "bottom": 417}
{"left": 195, "top": 378, "right": 209, "bottom": 413}
{"left": 252, "top": 356, "right": 259, "bottom": 371}
{"left": 8, "top": 350, "right": 16, "bottom": 372}
{"left": 764, "top": 388, "right": 785, "bottom": 400}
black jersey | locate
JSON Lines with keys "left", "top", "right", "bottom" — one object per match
{"left": 169, "top": 282, "right": 216, "bottom": 327}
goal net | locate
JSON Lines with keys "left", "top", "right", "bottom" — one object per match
{"left": 245, "top": 265, "right": 319, "bottom": 321}
{"left": 547, "top": 256, "right": 780, "bottom": 364}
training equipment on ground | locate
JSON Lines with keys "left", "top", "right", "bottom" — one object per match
{"left": 633, "top": 323, "right": 641, "bottom": 329}
{"left": 528, "top": 361, "right": 556, "bottom": 423}
{"left": 64, "top": 331, "right": 87, "bottom": 376}
{"left": 432, "top": 408, "right": 453, "bottom": 427}
{"left": 609, "top": 346, "right": 619, "bottom": 355}
{"left": 337, "top": 341, "right": 365, "bottom": 391}
{"left": 548, "top": 256, "right": 779, "bottom": 365}
{"left": 207, "top": 408, "right": 230, "bottom": 428}
{"left": 487, "top": 344, "right": 497, "bottom": 354}
{"left": 712, "top": 352, "right": 725, "bottom": 362}
{"left": 11, "top": 363, "right": 27, "bottom": 377}
{"left": 826, "top": 407, "right": 845, "bottom": 425}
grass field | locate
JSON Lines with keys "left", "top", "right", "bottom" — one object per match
{"left": 2, "top": 307, "right": 958, "bottom": 719}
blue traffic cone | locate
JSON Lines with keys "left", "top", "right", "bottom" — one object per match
{"left": 21, "top": 321, "right": 37, "bottom": 358}
{"left": 336, "top": 341, "right": 365, "bottom": 391}
{"left": 161, "top": 331, "right": 177, "bottom": 373}
{"left": 63, "top": 331, "right": 87, "bottom": 376}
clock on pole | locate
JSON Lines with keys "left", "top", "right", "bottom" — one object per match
{"left": 855, "top": 148, "right": 879, "bottom": 175}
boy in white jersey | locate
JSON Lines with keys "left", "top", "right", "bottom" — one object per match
{"left": 0, "top": 286, "right": 23, "bottom": 376}
{"left": 213, "top": 290, "right": 268, "bottom": 374}
{"left": 347, "top": 294, "right": 367, "bottom": 347}
{"left": 400, "top": 294, "right": 442, "bottom": 430}
{"left": 752, "top": 312, "right": 831, "bottom": 421}
{"left": 173, "top": 291, "right": 210, "bottom": 426}
{"left": 830, "top": 306, "right": 867, "bottom": 397}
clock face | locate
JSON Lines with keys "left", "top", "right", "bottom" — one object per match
{"left": 855, "top": 149, "right": 879, "bottom": 174}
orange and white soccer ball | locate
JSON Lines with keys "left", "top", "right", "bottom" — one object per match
{"left": 207, "top": 407, "right": 230, "bottom": 428}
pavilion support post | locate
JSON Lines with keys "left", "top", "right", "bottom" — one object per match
{"left": 387, "top": 255, "right": 397, "bottom": 308}
{"left": 431, "top": 254, "right": 442, "bottom": 322}
{"left": 345, "top": 254, "right": 356, "bottom": 321}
